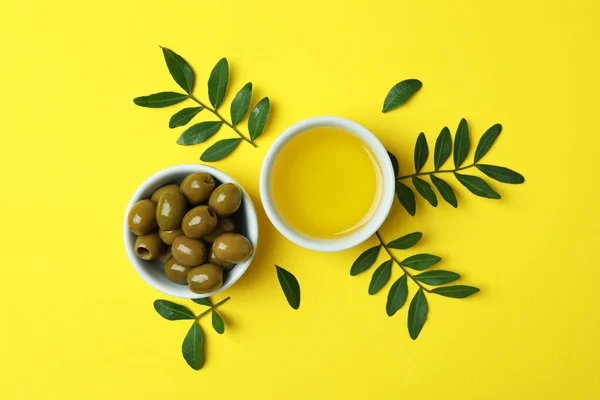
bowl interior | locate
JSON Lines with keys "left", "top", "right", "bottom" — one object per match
{"left": 123, "top": 165, "right": 258, "bottom": 298}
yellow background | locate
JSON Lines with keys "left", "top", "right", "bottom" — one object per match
{"left": 1, "top": 0, "right": 599, "bottom": 398}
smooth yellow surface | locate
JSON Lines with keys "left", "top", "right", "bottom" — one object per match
{"left": 272, "top": 128, "right": 381, "bottom": 238}
{"left": 1, "top": 0, "right": 599, "bottom": 398}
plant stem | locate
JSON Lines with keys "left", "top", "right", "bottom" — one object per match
{"left": 195, "top": 296, "right": 231, "bottom": 320}
{"left": 374, "top": 231, "right": 430, "bottom": 293}
{"left": 397, "top": 163, "right": 476, "bottom": 180}
{"left": 189, "top": 95, "right": 257, "bottom": 147}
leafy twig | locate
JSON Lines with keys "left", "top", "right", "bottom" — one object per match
{"left": 195, "top": 296, "right": 230, "bottom": 320}
{"left": 397, "top": 163, "right": 475, "bottom": 180}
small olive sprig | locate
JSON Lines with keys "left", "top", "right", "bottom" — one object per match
{"left": 153, "top": 296, "right": 229, "bottom": 370}
{"left": 134, "top": 47, "right": 271, "bottom": 162}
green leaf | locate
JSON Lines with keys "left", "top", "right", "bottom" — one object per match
{"left": 211, "top": 310, "right": 225, "bottom": 334}
{"left": 412, "top": 177, "right": 438, "bottom": 207}
{"left": 414, "top": 270, "right": 460, "bottom": 285}
{"left": 430, "top": 175, "right": 457, "bottom": 208}
{"left": 387, "top": 232, "right": 422, "bottom": 250}
{"left": 386, "top": 275, "right": 408, "bottom": 316}
{"left": 208, "top": 57, "right": 229, "bottom": 109}
{"left": 161, "top": 47, "right": 195, "bottom": 94}
{"left": 182, "top": 321, "right": 203, "bottom": 370}
{"left": 434, "top": 126, "right": 451, "bottom": 170}
{"left": 474, "top": 123, "right": 502, "bottom": 162}
{"left": 454, "top": 172, "right": 501, "bottom": 199}
{"left": 192, "top": 298, "right": 212, "bottom": 307}
{"left": 400, "top": 254, "right": 441, "bottom": 271}
{"left": 414, "top": 132, "right": 428, "bottom": 173}
{"left": 382, "top": 79, "right": 422, "bottom": 113}
{"left": 396, "top": 182, "right": 416, "bottom": 216}
{"left": 350, "top": 245, "right": 381, "bottom": 276}
{"left": 248, "top": 97, "right": 270, "bottom": 141}
{"left": 275, "top": 265, "right": 301, "bottom": 310}
{"left": 230, "top": 82, "right": 253, "bottom": 126}
{"left": 368, "top": 260, "right": 392, "bottom": 295}
{"left": 176, "top": 121, "right": 223, "bottom": 145}
{"left": 133, "top": 92, "right": 188, "bottom": 108}
{"left": 388, "top": 151, "right": 399, "bottom": 178}
{"left": 454, "top": 118, "right": 470, "bottom": 168}
{"left": 431, "top": 285, "right": 480, "bottom": 298}
{"left": 169, "top": 107, "right": 203, "bottom": 128}
{"left": 407, "top": 288, "right": 428, "bottom": 340}
{"left": 153, "top": 300, "right": 195, "bottom": 320}
{"left": 476, "top": 165, "right": 525, "bottom": 184}
{"left": 200, "top": 138, "right": 242, "bottom": 162}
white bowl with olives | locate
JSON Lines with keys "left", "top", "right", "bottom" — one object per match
{"left": 123, "top": 164, "right": 258, "bottom": 298}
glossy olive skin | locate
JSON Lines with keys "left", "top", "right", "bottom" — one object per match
{"left": 127, "top": 200, "right": 157, "bottom": 235}
{"left": 151, "top": 184, "right": 180, "bottom": 203}
{"left": 164, "top": 256, "right": 192, "bottom": 284}
{"left": 180, "top": 173, "right": 215, "bottom": 206}
{"left": 182, "top": 206, "right": 218, "bottom": 239}
{"left": 171, "top": 235, "right": 207, "bottom": 266}
{"left": 159, "top": 228, "right": 184, "bottom": 245}
{"left": 187, "top": 263, "right": 224, "bottom": 294}
{"left": 212, "top": 233, "right": 253, "bottom": 263}
{"left": 209, "top": 251, "right": 235, "bottom": 270}
{"left": 208, "top": 183, "right": 242, "bottom": 217}
{"left": 135, "top": 232, "right": 166, "bottom": 260}
{"left": 202, "top": 218, "right": 235, "bottom": 243}
{"left": 156, "top": 191, "right": 187, "bottom": 230}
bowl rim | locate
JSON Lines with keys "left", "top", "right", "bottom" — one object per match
{"left": 123, "top": 164, "right": 258, "bottom": 298}
{"left": 259, "top": 116, "right": 395, "bottom": 252}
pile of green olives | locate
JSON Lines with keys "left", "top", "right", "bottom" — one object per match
{"left": 127, "top": 172, "right": 253, "bottom": 294}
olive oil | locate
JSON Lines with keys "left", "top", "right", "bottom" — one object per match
{"left": 271, "top": 127, "right": 382, "bottom": 239}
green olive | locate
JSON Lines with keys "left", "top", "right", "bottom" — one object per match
{"left": 180, "top": 173, "right": 215, "bottom": 206}
{"left": 202, "top": 218, "right": 235, "bottom": 243}
{"left": 164, "top": 256, "right": 192, "bottom": 284}
{"left": 208, "top": 183, "right": 242, "bottom": 217}
{"left": 127, "top": 199, "right": 157, "bottom": 235}
{"left": 209, "top": 251, "right": 235, "bottom": 270}
{"left": 135, "top": 232, "right": 166, "bottom": 260}
{"left": 156, "top": 191, "right": 187, "bottom": 230}
{"left": 159, "top": 228, "right": 184, "bottom": 245}
{"left": 212, "top": 233, "right": 253, "bottom": 263}
{"left": 187, "top": 263, "right": 223, "bottom": 294}
{"left": 150, "top": 184, "right": 180, "bottom": 203}
{"left": 181, "top": 206, "right": 218, "bottom": 239}
{"left": 171, "top": 236, "right": 207, "bottom": 266}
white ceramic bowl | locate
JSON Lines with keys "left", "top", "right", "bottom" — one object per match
{"left": 123, "top": 164, "right": 258, "bottom": 298}
{"left": 259, "top": 116, "right": 395, "bottom": 252}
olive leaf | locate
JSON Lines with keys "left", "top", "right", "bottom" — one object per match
{"left": 211, "top": 310, "right": 225, "bottom": 334}
{"left": 176, "top": 121, "right": 223, "bottom": 145}
{"left": 161, "top": 47, "right": 195, "bottom": 94}
{"left": 413, "top": 270, "right": 460, "bottom": 285}
{"left": 350, "top": 245, "right": 381, "bottom": 276}
{"left": 248, "top": 97, "right": 270, "bottom": 141}
{"left": 230, "top": 83, "right": 253, "bottom": 126}
{"left": 400, "top": 254, "right": 441, "bottom": 271}
{"left": 169, "top": 107, "right": 203, "bottom": 128}
{"left": 434, "top": 126, "right": 451, "bottom": 170}
{"left": 208, "top": 58, "right": 229, "bottom": 109}
{"left": 454, "top": 118, "right": 470, "bottom": 168}
{"left": 275, "top": 265, "right": 301, "bottom": 310}
{"left": 200, "top": 138, "right": 242, "bottom": 162}
{"left": 414, "top": 132, "right": 428, "bottom": 173}
{"left": 396, "top": 182, "right": 416, "bottom": 216}
{"left": 431, "top": 285, "right": 480, "bottom": 298}
{"left": 182, "top": 321, "right": 204, "bottom": 370}
{"left": 474, "top": 123, "right": 502, "bottom": 162}
{"left": 388, "top": 151, "right": 399, "bottom": 178}
{"left": 430, "top": 175, "right": 457, "bottom": 208}
{"left": 386, "top": 275, "right": 408, "bottom": 316}
{"left": 387, "top": 232, "right": 422, "bottom": 250}
{"left": 153, "top": 300, "right": 195, "bottom": 321}
{"left": 412, "top": 177, "right": 438, "bottom": 207}
{"left": 476, "top": 165, "right": 525, "bottom": 184}
{"left": 382, "top": 79, "right": 422, "bottom": 113}
{"left": 407, "top": 288, "right": 428, "bottom": 340}
{"left": 192, "top": 298, "right": 212, "bottom": 307}
{"left": 454, "top": 172, "right": 500, "bottom": 199}
{"left": 133, "top": 92, "right": 188, "bottom": 108}
{"left": 368, "top": 260, "right": 392, "bottom": 295}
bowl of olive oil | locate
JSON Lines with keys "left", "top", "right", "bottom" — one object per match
{"left": 260, "top": 116, "right": 395, "bottom": 252}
